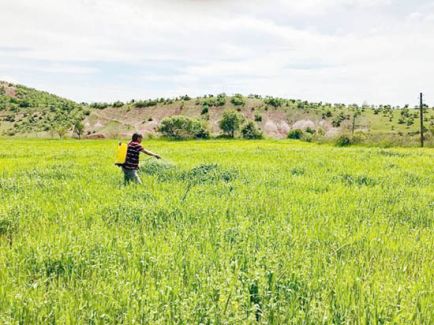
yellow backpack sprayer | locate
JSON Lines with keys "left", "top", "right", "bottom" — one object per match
{"left": 115, "top": 142, "right": 128, "bottom": 166}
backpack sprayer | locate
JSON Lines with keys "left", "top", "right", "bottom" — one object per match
{"left": 115, "top": 142, "right": 128, "bottom": 166}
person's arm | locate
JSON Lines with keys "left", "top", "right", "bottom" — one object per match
{"left": 141, "top": 147, "right": 161, "bottom": 159}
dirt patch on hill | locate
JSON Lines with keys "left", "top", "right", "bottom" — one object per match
{"left": 261, "top": 111, "right": 290, "bottom": 138}
{"left": 0, "top": 82, "right": 16, "bottom": 97}
{"left": 292, "top": 119, "right": 315, "bottom": 130}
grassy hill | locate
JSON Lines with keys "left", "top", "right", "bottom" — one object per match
{"left": 0, "top": 81, "right": 85, "bottom": 137}
{"left": 1, "top": 81, "right": 433, "bottom": 145}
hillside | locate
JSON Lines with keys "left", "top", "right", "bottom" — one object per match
{"left": 1, "top": 81, "right": 433, "bottom": 144}
{"left": 0, "top": 81, "right": 85, "bottom": 137}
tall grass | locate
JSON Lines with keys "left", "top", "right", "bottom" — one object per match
{"left": 0, "top": 139, "right": 433, "bottom": 323}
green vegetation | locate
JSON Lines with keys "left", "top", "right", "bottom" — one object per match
{"left": 73, "top": 121, "right": 85, "bottom": 139}
{"left": 0, "top": 139, "right": 432, "bottom": 323}
{"left": 241, "top": 121, "right": 263, "bottom": 139}
{"left": 231, "top": 93, "right": 246, "bottom": 106}
{"left": 288, "top": 129, "right": 304, "bottom": 139}
{"left": 219, "top": 110, "right": 244, "bottom": 138}
{"left": 335, "top": 134, "right": 352, "bottom": 147}
{"left": 158, "top": 115, "right": 209, "bottom": 140}
{"left": 0, "top": 82, "right": 84, "bottom": 136}
{"left": 133, "top": 99, "right": 159, "bottom": 108}
{"left": 202, "top": 93, "right": 226, "bottom": 107}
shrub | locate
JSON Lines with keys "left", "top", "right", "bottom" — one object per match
{"left": 317, "top": 127, "right": 326, "bottom": 136}
{"left": 288, "top": 129, "right": 303, "bottom": 140}
{"left": 231, "top": 94, "right": 246, "bottom": 106}
{"left": 112, "top": 101, "right": 124, "bottom": 108}
{"left": 335, "top": 135, "right": 352, "bottom": 147}
{"left": 134, "top": 99, "right": 158, "bottom": 108}
{"left": 158, "top": 116, "right": 209, "bottom": 140}
{"left": 305, "top": 127, "right": 316, "bottom": 134}
{"left": 19, "top": 100, "right": 31, "bottom": 108}
{"left": 241, "top": 121, "right": 263, "bottom": 139}
{"left": 219, "top": 110, "right": 243, "bottom": 138}
{"left": 90, "top": 102, "right": 109, "bottom": 109}
{"left": 302, "top": 133, "right": 313, "bottom": 142}
{"left": 264, "top": 97, "right": 283, "bottom": 108}
{"left": 201, "top": 105, "right": 209, "bottom": 115}
{"left": 254, "top": 114, "right": 262, "bottom": 122}
{"left": 216, "top": 93, "right": 226, "bottom": 106}
{"left": 406, "top": 118, "right": 414, "bottom": 126}
{"left": 203, "top": 94, "right": 226, "bottom": 107}
{"left": 332, "top": 112, "right": 347, "bottom": 127}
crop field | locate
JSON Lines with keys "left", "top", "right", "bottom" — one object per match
{"left": 0, "top": 139, "right": 433, "bottom": 323}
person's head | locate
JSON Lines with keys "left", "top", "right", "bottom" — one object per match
{"left": 132, "top": 133, "right": 143, "bottom": 143}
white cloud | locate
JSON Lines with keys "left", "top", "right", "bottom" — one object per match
{"left": 0, "top": 0, "right": 433, "bottom": 105}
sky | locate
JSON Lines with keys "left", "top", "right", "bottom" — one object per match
{"left": 0, "top": 0, "right": 433, "bottom": 105}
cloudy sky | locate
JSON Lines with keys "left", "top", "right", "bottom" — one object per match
{"left": 0, "top": 0, "right": 433, "bottom": 105}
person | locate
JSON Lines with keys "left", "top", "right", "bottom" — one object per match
{"left": 122, "top": 133, "right": 160, "bottom": 184}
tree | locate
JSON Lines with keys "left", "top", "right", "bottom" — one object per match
{"left": 73, "top": 121, "right": 85, "bottom": 139}
{"left": 219, "top": 110, "right": 243, "bottom": 138}
{"left": 351, "top": 109, "right": 362, "bottom": 135}
{"left": 56, "top": 125, "right": 68, "bottom": 139}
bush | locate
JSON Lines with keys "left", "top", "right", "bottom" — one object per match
{"left": 216, "top": 93, "right": 226, "bottom": 106}
{"left": 288, "top": 129, "right": 303, "bottom": 140}
{"left": 302, "top": 133, "right": 313, "bottom": 142}
{"left": 231, "top": 94, "right": 246, "bottom": 106}
{"left": 332, "top": 112, "right": 347, "bottom": 127}
{"left": 19, "top": 100, "right": 31, "bottom": 108}
{"left": 112, "top": 101, "right": 124, "bottom": 108}
{"left": 203, "top": 94, "right": 226, "bottom": 107}
{"left": 317, "top": 127, "right": 326, "bottom": 136}
{"left": 136, "top": 100, "right": 158, "bottom": 108}
{"left": 241, "top": 121, "right": 263, "bottom": 139}
{"left": 90, "top": 102, "right": 109, "bottom": 109}
{"left": 305, "top": 127, "right": 316, "bottom": 134}
{"left": 201, "top": 105, "right": 209, "bottom": 115}
{"left": 254, "top": 114, "right": 262, "bottom": 122}
{"left": 158, "top": 116, "right": 209, "bottom": 140}
{"left": 335, "top": 135, "right": 352, "bottom": 147}
{"left": 264, "top": 97, "right": 284, "bottom": 108}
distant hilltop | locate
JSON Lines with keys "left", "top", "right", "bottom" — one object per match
{"left": 0, "top": 81, "right": 433, "bottom": 145}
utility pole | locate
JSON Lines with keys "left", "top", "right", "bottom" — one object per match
{"left": 419, "top": 93, "right": 424, "bottom": 148}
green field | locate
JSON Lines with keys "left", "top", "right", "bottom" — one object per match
{"left": 0, "top": 139, "right": 433, "bottom": 323}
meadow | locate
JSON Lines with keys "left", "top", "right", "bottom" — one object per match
{"left": 0, "top": 139, "right": 433, "bottom": 324}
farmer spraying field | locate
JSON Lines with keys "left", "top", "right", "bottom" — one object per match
{"left": 118, "top": 133, "right": 161, "bottom": 184}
